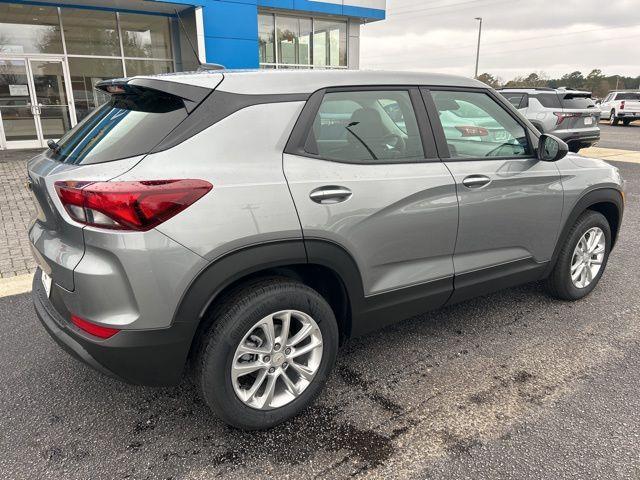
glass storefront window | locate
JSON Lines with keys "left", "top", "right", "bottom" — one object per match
{"left": 313, "top": 20, "right": 347, "bottom": 67}
{"left": 62, "top": 8, "right": 120, "bottom": 56}
{"left": 0, "top": 3, "right": 62, "bottom": 54}
{"left": 119, "top": 13, "right": 172, "bottom": 59}
{"left": 259, "top": 13, "right": 347, "bottom": 69}
{"left": 125, "top": 59, "right": 173, "bottom": 77}
{"left": 68, "top": 58, "right": 123, "bottom": 121}
{"left": 258, "top": 14, "right": 275, "bottom": 64}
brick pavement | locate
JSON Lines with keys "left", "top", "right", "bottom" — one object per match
{"left": 0, "top": 149, "right": 40, "bottom": 278}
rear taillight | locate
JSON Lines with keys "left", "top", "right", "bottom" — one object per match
{"left": 553, "top": 112, "right": 581, "bottom": 126}
{"left": 71, "top": 315, "right": 120, "bottom": 339}
{"left": 620, "top": 101, "right": 625, "bottom": 110}
{"left": 55, "top": 179, "right": 212, "bottom": 231}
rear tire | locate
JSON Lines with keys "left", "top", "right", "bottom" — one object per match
{"left": 197, "top": 277, "right": 339, "bottom": 430}
{"left": 623, "top": 119, "right": 631, "bottom": 126}
{"left": 610, "top": 110, "right": 619, "bottom": 126}
{"left": 545, "top": 211, "right": 611, "bottom": 301}
{"left": 568, "top": 143, "right": 581, "bottom": 153}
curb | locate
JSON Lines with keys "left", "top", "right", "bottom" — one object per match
{"left": 0, "top": 274, "right": 33, "bottom": 298}
{"left": 581, "top": 147, "right": 640, "bottom": 164}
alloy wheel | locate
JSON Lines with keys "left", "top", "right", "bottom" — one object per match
{"left": 231, "top": 310, "right": 323, "bottom": 410}
{"left": 570, "top": 227, "right": 606, "bottom": 288}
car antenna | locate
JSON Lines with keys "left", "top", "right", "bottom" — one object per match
{"left": 174, "top": 8, "right": 225, "bottom": 71}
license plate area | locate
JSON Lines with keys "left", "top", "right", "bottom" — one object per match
{"left": 41, "top": 271, "right": 52, "bottom": 298}
{"left": 584, "top": 117, "right": 593, "bottom": 125}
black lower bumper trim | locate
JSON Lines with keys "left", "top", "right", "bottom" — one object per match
{"left": 32, "top": 269, "right": 194, "bottom": 386}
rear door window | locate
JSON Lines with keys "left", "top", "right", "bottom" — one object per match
{"left": 48, "top": 89, "right": 187, "bottom": 165}
{"left": 305, "top": 90, "right": 425, "bottom": 163}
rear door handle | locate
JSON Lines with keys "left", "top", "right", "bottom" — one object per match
{"left": 462, "top": 175, "right": 491, "bottom": 189}
{"left": 309, "top": 186, "right": 352, "bottom": 204}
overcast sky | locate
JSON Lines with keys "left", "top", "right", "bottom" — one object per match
{"left": 360, "top": 0, "right": 640, "bottom": 80}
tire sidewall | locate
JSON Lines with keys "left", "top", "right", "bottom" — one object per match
{"left": 200, "top": 282, "right": 338, "bottom": 430}
{"left": 557, "top": 212, "right": 611, "bottom": 300}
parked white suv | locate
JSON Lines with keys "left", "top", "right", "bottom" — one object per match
{"left": 599, "top": 91, "right": 640, "bottom": 126}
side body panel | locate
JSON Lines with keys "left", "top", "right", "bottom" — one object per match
{"left": 284, "top": 153, "right": 459, "bottom": 296}
{"left": 554, "top": 154, "right": 624, "bottom": 228}
{"left": 444, "top": 158, "right": 564, "bottom": 274}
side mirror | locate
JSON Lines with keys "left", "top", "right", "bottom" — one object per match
{"left": 537, "top": 134, "right": 568, "bottom": 162}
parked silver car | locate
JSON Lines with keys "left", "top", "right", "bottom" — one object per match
{"left": 499, "top": 87, "right": 600, "bottom": 153}
{"left": 28, "top": 70, "right": 624, "bottom": 429}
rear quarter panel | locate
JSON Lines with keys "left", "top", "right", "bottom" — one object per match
{"left": 114, "top": 101, "right": 306, "bottom": 261}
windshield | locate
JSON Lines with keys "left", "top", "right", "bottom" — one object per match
{"left": 48, "top": 90, "right": 187, "bottom": 165}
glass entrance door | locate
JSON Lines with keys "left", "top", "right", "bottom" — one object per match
{"left": 0, "top": 59, "right": 40, "bottom": 148}
{"left": 0, "top": 58, "right": 74, "bottom": 149}
{"left": 29, "top": 59, "right": 73, "bottom": 144}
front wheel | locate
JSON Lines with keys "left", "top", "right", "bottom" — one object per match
{"left": 545, "top": 211, "right": 611, "bottom": 301}
{"left": 197, "top": 278, "right": 339, "bottom": 430}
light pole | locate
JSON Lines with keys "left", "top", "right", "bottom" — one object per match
{"left": 474, "top": 17, "right": 483, "bottom": 79}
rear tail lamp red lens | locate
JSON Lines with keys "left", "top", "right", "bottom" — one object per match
{"left": 620, "top": 101, "right": 625, "bottom": 110}
{"left": 553, "top": 112, "right": 581, "bottom": 126}
{"left": 55, "top": 179, "right": 212, "bottom": 231}
{"left": 71, "top": 315, "right": 120, "bottom": 339}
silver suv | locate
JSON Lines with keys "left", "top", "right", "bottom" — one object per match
{"left": 29, "top": 70, "right": 624, "bottom": 430}
{"left": 499, "top": 87, "right": 600, "bottom": 153}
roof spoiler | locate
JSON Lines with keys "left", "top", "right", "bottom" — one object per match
{"left": 95, "top": 77, "right": 212, "bottom": 113}
{"left": 197, "top": 63, "right": 225, "bottom": 71}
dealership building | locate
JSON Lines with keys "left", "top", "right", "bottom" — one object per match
{"left": 0, "top": 0, "right": 386, "bottom": 149}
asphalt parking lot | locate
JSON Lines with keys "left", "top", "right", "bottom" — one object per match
{"left": 0, "top": 155, "right": 639, "bottom": 479}
{"left": 598, "top": 121, "right": 640, "bottom": 151}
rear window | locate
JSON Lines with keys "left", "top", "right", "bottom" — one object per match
{"left": 615, "top": 93, "right": 640, "bottom": 100}
{"left": 48, "top": 90, "right": 187, "bottom": 165}
{"left": 531, "top": 93, "right": 561, "bottom": 109}
{"left": 561, "top": 95, "right": 596, "bottom": 109}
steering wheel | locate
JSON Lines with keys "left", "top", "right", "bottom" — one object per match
{"left": 486, "top": 143, "right": 518, "bottom": 157}
{"left": 381, "top": 133, "right": 406, "bottom": 154}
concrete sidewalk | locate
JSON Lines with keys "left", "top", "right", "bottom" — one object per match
{"left": 581, "top": 146, "right": 640, "bottom": 164}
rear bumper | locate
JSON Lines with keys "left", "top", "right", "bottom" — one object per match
{"left": 553, "top": 128, "right": 600, "bottom": 146}
{"left": 617, "top": 112, "right": 640, "bottom": 118}
{"left": 32, "top": 269, "right": 194, "bottom": 386}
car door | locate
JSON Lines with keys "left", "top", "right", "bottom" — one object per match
{"left": 422, "top": 87, "right": 564, "bottom": 303}
{"left": 283, "top": 87, "right": 459, "bottom": 334}
{"left": 600, "top": 93, "right": 613, "bottom": 118}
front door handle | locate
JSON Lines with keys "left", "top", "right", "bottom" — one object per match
{"left": 309, "top": 186, "right": 352, "bottom": 204}
{"left": 462, "top": 175, "right": 491, "bottom": 189}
